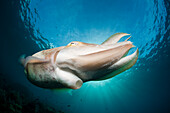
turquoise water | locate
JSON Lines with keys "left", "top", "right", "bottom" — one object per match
{"left": 0, "top": 0, "right": 170, "bottom": 113}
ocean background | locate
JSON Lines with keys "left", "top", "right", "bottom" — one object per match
{"left": 0, "top": 0, "right": 169, "bottom": 113}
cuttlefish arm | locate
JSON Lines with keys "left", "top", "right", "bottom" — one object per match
{"left": 56, "top": 41, "right": 136, "bottom": 83}
{"left": 97, "top": 48, "right": 139, "bottom": 80}
{"left": 57, "top": 35, "right": 138, "bottom": 81}
{"left": 57, "top": 41, "right": 133, "bottom": 71}
{"left": 102, "top": 33, "right": 130, "bottom": 45}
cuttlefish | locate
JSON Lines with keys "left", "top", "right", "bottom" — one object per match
{"left": 20, "top": 33, "right": 139, "bottom": 89}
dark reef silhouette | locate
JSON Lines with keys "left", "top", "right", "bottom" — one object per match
{"left": 0, "top": 73, "right": 64, "bottom": 113}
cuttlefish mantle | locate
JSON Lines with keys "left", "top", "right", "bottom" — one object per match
{"left": 20, "top": 33, "right": 139, "bottom": 89}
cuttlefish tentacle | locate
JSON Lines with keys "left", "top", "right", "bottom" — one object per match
{"left": 102, "top": 33, "right": 130, "bottom": 45}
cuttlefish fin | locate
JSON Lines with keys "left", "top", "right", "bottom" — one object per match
{"left": 98, "top": 48, "right": 139, "bottom": 80}
{"left": 72, "top": 43, "right": 133, "bottom": 71}
{"left": 102, "top": 33, "right": 130, "bottom": 45}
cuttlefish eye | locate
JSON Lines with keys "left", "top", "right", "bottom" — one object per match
{"left": 70, "top": 42, "right": 78, "bottom": 45}
{"left": 67, "top": 41, "right": 80, "bottom": 47}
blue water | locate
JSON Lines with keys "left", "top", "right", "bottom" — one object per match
{"left": 0, "top": 0, "right": 170, "bottom": 113}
